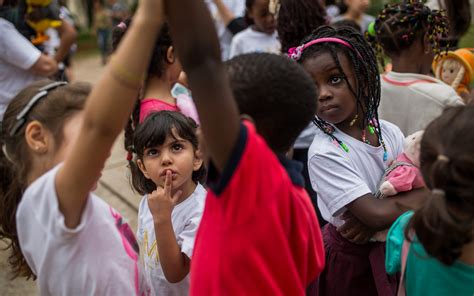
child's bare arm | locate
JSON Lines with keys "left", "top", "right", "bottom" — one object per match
{"left": 56, "top": 1, "right": 163, "bottom": 229}
{"left": 345, "top": 188, "right": 429, "bottom": 231}
{"left": 149, "top": 172, "right": 190, "bottom": 283}
{"left": 165, "top": 0, "right": 240, "bottom": 172}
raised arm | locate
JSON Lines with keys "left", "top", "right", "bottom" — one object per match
{"left": 53, "top": 20, "right": 77, "bottom": 63}
{"left": 165, "top": 0, "right": 240, "bottom": 172}
{"left": 56, "top": 0, "right": 163, "bottom": 228}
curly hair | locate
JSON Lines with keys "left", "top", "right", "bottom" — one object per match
{"left": 407, "top": 105, "right": 474, "bottom": 265}
{"left": 277, "top": 0, "right": 327, "bottom": 54}
{"left": 226, "top": 53, "right": 317, "bottom": 152}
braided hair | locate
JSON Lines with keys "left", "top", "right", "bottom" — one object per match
{"left": 277, "top": 0, "right": 327, "bottom": 54}
{"left": 297, "top": 25, "right": 386, "bottom": 158}
{"left": 368, "top": 0, "right": 449, "bottom": 67}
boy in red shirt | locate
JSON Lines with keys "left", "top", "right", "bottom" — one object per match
{"left": 164, "top": 0, "right": 325, "bottom": 294}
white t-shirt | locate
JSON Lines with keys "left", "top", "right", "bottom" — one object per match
{"left": 379, "top": 71, "right": 464, "bottom": 136}
{"left": 136, "top": 184, "right": 206, "bottom": 296}
{"left": 16, "top": 165, "right": 149, "bottom": 295}
{"left": 206, "top": 0, "right": 246, "bottom": 60}
{"left": 229, "top": 27, "right": 281, "bottom": 58}
{"left": 308, "top": 120, "right": 405, "bottom": 226}
{"left": 0, "top": 18, "right": 42, "bottom": 120}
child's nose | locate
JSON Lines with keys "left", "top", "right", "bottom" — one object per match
{"left": 161, "top": 151, "right": 173, "bottom": 165}
{"left": 318, "top": 86, "right": 332, "bottom": 101}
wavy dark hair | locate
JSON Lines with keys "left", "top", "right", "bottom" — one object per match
{"left": 0, "top": 80, "right": 90, "bottom": 279}
{"left": 407, "top": 106, "right": 474, "bottom": 266}
{"left": 129, "top": 111, "right": 206, "bottom": 195}
{"left": 277, "top": 0, "right": 327, "bottom": 54}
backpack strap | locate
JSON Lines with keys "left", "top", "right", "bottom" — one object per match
{"left": 397, "top": 233, "right": 412, "bottom": 296}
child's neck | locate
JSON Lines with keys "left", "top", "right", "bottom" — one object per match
{"left": 173, "top": 180, "right": 197, "bottom": 205}
{"left": 336, "top": 120, "right": 379, "bottom": 147}
{"left": 143, "top": 76, "right": 176, "bottom": 105}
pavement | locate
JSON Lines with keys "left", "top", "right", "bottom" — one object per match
{"left": 0, "top": 54, "right": 142, "bottom": 295}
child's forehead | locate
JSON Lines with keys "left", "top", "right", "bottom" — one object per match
{"left": 303, "top": 50, "right": 353, "bottom": 73}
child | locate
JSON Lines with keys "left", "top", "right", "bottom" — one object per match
{"left": 292, "top": 25, "right": 428, "bottom": 295}
{"left": 370, "top": 1, "right": 464, "bottom": 136}
{"left": 229, "top": 0, "right": 280, "bottom": 58}
{"left": 386, "top": 105, "right": 474, "bottom": 295}
{"left": 0, "top": 0, "right": 162, "bottom": 293}
{"left": 276, "top": 0, "right": 328, "bottom": 225}
{"left": 165, "top": 0, "right": 325, "bottom": 294}
{"left": 112, "top": 19, "right": 199, "bottom": 159}
{"left": 93, "top": 0, "right": 112, "bottom": 65}
{"left": 131, "top": 111, "right": 206, "bottom": 295}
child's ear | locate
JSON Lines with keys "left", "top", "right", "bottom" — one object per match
{"left": 136, "top": 159, "right": 152, "bottom": 179}
{"left": 193, "top": 150, "right": 204, "bottom": 172}
{"left": 167, "top": 46, "right": 176, "bottom": 64}
{"left": 24, "top": 120, "right": 50, "bottom": 154}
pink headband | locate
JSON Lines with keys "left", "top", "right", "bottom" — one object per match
{"left": 287, "top": 37, "right": 360, "bottom": 61}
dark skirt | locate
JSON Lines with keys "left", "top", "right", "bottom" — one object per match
{"left": 315, "top": 224, "right": 398, "bottom": 296}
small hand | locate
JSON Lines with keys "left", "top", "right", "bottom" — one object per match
{"left": 337, "top": 211, "right": 375, "bottom": 244}
{"left": 147, "top": 171, "right": 182, "bottom": 223}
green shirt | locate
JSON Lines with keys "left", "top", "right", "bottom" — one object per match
{"left": 386, "top": 212, "right": 474, "bottom": 296}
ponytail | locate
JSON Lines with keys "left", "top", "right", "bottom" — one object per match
{"left": 0, "top": 133, "right": 33, "bottom": 279}
{"left": 408, "top": 107, "right": 474, "bottom": 266}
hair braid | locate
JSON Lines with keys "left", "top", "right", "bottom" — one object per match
{"left": 299, "top": 26, "right": 384, "bottom": 154}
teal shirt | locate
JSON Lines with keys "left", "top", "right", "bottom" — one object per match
{"left": 386, "top": 212, "right": 474, "bottom": 296}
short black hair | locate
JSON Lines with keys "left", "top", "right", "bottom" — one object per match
{"left": 129, "top": 111, "right": 206, "bottom": 195}
{"left": 225, "top": 53, "right": 317, "bottom": 153}
{"left": 244, "top": 0, "right": 256, "bottom": 25}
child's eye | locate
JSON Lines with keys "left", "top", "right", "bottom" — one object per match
{"left": 329, "top": 76, "right": 344, "bottom": 85}
{"left": 146, "top": 148, "right": 159, "bottom": 157}
{"left": 172, "top": 144, "right": 184, "bottom": 151}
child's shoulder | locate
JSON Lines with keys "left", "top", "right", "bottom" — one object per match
{"left": 232, "top": 27, "right": 254, "bottom": 42}
{"left": 308, "top": 128, "right": 349, "bottom": 160}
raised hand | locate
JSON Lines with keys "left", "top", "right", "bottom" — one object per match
{"left": 147, "top": 171, "right": 183, "bottom": 223}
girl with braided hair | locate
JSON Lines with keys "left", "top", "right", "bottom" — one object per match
{"left": 369, "top": 1, "right": 464, "bottom": 136}
{"left": 291, "top": 25, "right": 428, "bottom": 295}
{"left": 386, "top": 105, "right": 474, "bottom": 295}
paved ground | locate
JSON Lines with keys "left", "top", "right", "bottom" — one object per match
{"left": 0, "top": 54, "right": 142, "bottom": 295}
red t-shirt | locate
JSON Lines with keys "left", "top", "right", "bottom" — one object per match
{"left": 190, "top": 122, "right": 325, "bottom": 295}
